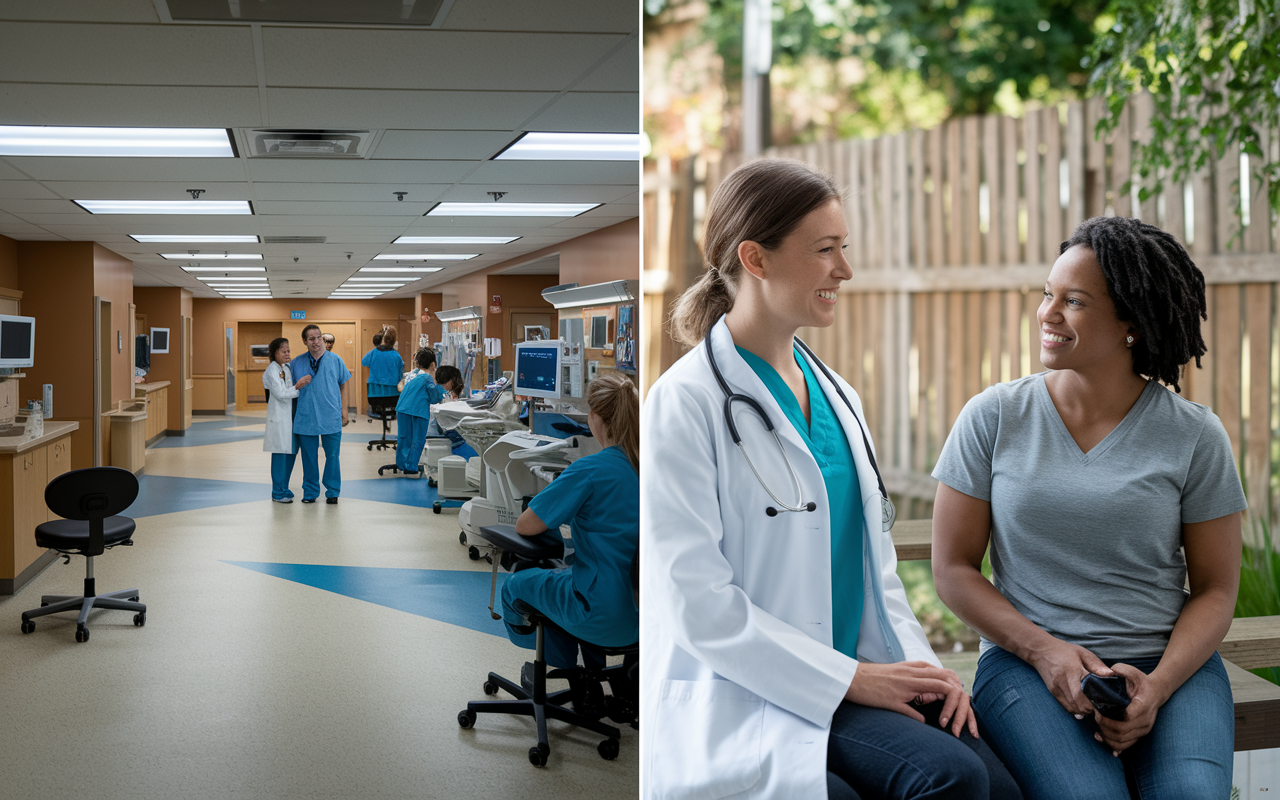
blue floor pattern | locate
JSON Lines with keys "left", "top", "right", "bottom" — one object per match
{"left": 224, "top": 561, "right": 509, "bottom": 637}
{"left": 130, "top": 474, "right": 462, "bottom": 517}
{"left": 154, "top": 415, "right": 391, "bottom": 448}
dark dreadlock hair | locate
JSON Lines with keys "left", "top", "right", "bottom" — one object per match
{"left": 1059, "top": 216, "right": 1206, "bottom": 393}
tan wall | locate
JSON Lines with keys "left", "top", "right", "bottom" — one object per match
{"left": 414, "top": 292, "right": 443, "bottom": 346}
{"left": 439, "top": 271, "right": 488, "bottom": 313}
{"left": 134, "top": 286, "right": 189, "bottom": 432}
{"left": 557, "top": 218, "right": 641, "bottom": 286}
{"left": 0, "top": 233, "right": 16, "bottom": 288}
{"left": 191, "top": 298, "right": 415, "bottom": 412}
{"left": 486, "top": 274, "right": 560, "bottom": 374}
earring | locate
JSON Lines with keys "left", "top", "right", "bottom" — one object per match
{"left": 1126, "top": 336, "right": 1134, "bottom": 346}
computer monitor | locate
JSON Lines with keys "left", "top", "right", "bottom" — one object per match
{"left": 514, "top": 339, "right": 561, "bottom": 400}
{"left": 0, "top": 314, "right": 35, "bottom": 369}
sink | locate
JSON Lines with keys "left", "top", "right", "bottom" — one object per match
{"left": 0, "top": 424, "right": 25, "bottom": 437}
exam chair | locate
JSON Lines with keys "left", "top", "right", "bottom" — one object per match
{"left": 366, "top": 392, "right": 398, "bottom": 452}
{"left": 19, "top": 467, "right": 147, "bottom": 643}
{"left": 457, "top": 524, "right": 638, "bottom": 767}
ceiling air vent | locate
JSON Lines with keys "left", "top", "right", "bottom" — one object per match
{"left": 247, "top": 131, "right": 372, "bottom": 159}
{"left": 264, "top": 236, "right": 327, "bottom": 244}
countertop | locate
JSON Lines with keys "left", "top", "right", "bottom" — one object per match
{"left": 134, "top": 381, "right": 171, "bottom": 392}
{"left": 0, "top": 420, "right": 79, "bottom": 454}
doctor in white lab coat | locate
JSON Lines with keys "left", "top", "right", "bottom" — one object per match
{"left": 641, "top": 159, "right": 1021, "bottom": 800}
{"left": 263, "top": 337, "right": 310, "bottom": 503}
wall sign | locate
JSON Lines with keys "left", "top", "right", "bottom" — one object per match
{"left": 290, "top": 310, "right": 306, "bottom": 320}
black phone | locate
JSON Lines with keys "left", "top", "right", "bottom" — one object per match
{"left": 1080, "top": 673, "right": 1131, "bottom": 720}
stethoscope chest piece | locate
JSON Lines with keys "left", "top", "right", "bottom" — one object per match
{"left": 881, "top": 495, "right": 896, "bottom": 532}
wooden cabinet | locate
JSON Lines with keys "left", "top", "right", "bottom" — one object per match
{"left": 134, "top": 382, "right": 170, "bottom": 444}
{"left": 0, "top": 423, "right": 77, "bottom": 594}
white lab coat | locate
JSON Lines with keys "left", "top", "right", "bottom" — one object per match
{"left": 640, "top": 317, "right": 938, "bottom": 800}
{"left": 262, "top": 363, "right": 298, "bottom": 454}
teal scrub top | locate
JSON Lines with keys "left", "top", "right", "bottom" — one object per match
{"left": 736, "top": 345, "right": 864, "bottom": 658}
{"left": 289, "top": 351, "right": 351, "bottom": 436}
{"left": 509, "top": 445, "right": 640, "bottom": 648}
{"left": 361, "top": 347, "right": 404, "bottom": 397}
{"left": 395, "top": 371, "right": 445, "bottom": 419}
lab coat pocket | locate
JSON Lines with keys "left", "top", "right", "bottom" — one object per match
{"left": 648, "top": 679, "right": 764, "bottom": 800}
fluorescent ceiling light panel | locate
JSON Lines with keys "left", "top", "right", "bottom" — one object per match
{"left": 0, "top": 126, "right": 234, "bottom": 158}
{"left": 344, "top": 277, "right": 412, "bottom": 283}
{"left": 76, "top": 200, "right": 252, "bottom": 215}
{"left": 393, "top": 236, "right": 518, "bottom": 245}
{"left": 161, "top": 253, "right": 261, "bottom": 260}
{"left": 197, "top": 276, "right": 266, "bottom": 282}
{"left": 358, "top": 267, "right": 444, "bottom": 273}
{"left": 427, "top": 202, "right": 598, "bottom": 218}
{"left": 181, "top": 266, "right": 265, "bottom": 272}
{"left": 132, "top": 235, "right": 259, "bottom": 243}
{"left": 496, "top": 132, "right": 641, "bottom": 161}
{"left": 372, "top": 254, "right": 476, "bottom": 261}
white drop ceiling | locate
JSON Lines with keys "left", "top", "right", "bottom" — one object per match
{"left": 0, "top": 0, "right": 639, "bottom": 300}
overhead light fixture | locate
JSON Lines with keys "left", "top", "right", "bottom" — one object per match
{"left": 495, "top": 132, "right": 641, "bottom": 161}
{"left": 197, "top": 276, "right": 267, "bottom": 282}
{"left": 435, "top": 305, "right": 483, "bottom": 322}
{"left": 358, "top": 267, "right": 443, "bottom": 273}
{"left": 344, "top": 277, "right": 412, "bottom": 283}
{"left": 161, "top": 253, "right": 261, "bottom": 260}
{"left": 330, "top": 296, "right": 376, "bottom": 300}
{"left": 181, "top": 266, "right": 265, "bottom": 272}
{"left": 132, "top": 235, "right": 259, "bottom": 243}
{"left": 0, "top": 126, "right": 235, "bottom": 158}
{"left": 541, "top": 279, "right": 637, "bottom": 310}
{"left": 393, "top": 236, "right": 518, "bottom": 245}
{"left": 76, "top": 200, "right": 252, "bottom": 215}
{"left": 426, "top": 202, "right": 598, "bottom": 218}
{"left": 372, "top": 254, "right": 476, "bottom": 262}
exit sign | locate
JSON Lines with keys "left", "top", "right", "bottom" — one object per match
{"left": 290, "top": 310, "right": 306, "bottom": 320}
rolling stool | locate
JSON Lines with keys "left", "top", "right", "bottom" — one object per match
{"left": 366, "top": 393, "right": 398, "bottom": 452}
{"left": 457, "top": 524, "right": 637, "bottom": 767}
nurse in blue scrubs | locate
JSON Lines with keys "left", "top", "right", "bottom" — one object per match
{"left": 394, "top": 348, "right": 448, "bottom": 475}
{"left": 289, "top": 324, "right": 351, "bottom": 503}
{"left": 500, "top": 373, "right": 639, "bottom": 670}
{"left": 361, "top": 327, "right": 404, "bottom": 398}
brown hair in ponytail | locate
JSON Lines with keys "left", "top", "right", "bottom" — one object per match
{"left": 667, "top": 158, "right": 841, "bottom": 348}
{"left": 587, "top": 372, "right": 639, "bottom": 472}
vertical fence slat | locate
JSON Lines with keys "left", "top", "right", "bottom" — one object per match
{"left": 1133, "top": 92, "right": 1158, "bottom": 223}
{"left": 947, "top": 120, "right": 963, "bottom": 266}
{"left": 913, "top": 292, "right": 929, "bottom": 472}
{"left": 865, "top": 139, "right": 883, "bottom": 268}
{"left": 984, "top": 290, "right": 1002, "bottom": 388}
{"left": 1217, "top": 141, "right": 1241, "bottom": 253}
{"left": 1042, "top": 106, "right": 1063, "bottom": 261}
{"left": 931, "top": 292, "right": 948, "bottom": 466}
{"left": 1246, "top": 128, "right": 1272, "bottom": 254}
{"left": 1113, "top": 101, "right": 1132, "bottom": 217}
{"left": 927, "top": 127, "right": 945, "bottom": 267}
{"left": 1192, "top": 159, "right": 1214, "bottom": 257}
{"left": 983, "top": 115, "right": 1001, "bottom": 266}
{"left": 1246, "top": 284, "right": 1273, "bottom": 521}
{"left": 1002, "top": 115, "right": 1021, "bottom": 265}
{"left": 847, "top": 140, "right": 865, "bottom": 269}
{"left": 1025, "top": 289, "right": 1045, "bottom": 375}
{"left": 1005, "top": 290, "right": 1023, "bottom": 382}
{"left": 1085, "top": 96, "right": 1106, "bottom": 218}
{"left": 1191, "top": 284, "right": 1216, "bottom": 409}
{"left": 1067, "top": 101, "right": 1086, "bottom": 231}
{"left": 1025, "top": 109, "right": 1042, "bottom": 266}
{"left": 965, "top": 291, "right": 983, "bottom": 403}
{"left": 896, "top": 134, "right": 911, "bottom": 269}
{"left": 1165, "top": 176, "right": 1186, "bottom": 245}
{"left": 964, "top": 116, "right": 982, "bottom": 265}
{"left": 947, "top": 292, "right": 965, "bottom": 428}
{"left": 911, "top": 131, "right": 927, "bottom": 268}
{"left": 1216, "top": 284, "right": 1243, "bottom": 464}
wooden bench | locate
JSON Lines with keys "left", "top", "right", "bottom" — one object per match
{"left": 891, "top": 518, "right": 1280, "bottom": 752}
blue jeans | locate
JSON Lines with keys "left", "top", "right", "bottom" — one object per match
{"left": 270, "top": 451, "right": 296, "bottom": 500}
{"left": 972, "top": 647, "right": 1234, "bottom": 800}
{"left": 826, "top": 698, "right": 1023, "bottom": 799}
{"left": 395, "top": 412, "right": 428, "bottom": 473}
{"left": 296, "top": 432, "right": 342, "bottom": 500}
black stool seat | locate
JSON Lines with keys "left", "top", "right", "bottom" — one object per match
{"left": 36, "top": 516, "right": 135, "bottom": 550}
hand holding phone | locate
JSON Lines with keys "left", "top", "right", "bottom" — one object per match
{"left": 1080, "top": 673, "right": 1130, "bottom": 720}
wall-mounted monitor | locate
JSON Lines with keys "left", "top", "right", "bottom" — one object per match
{"left": 0, "top": 314, "right": 35, "bottom": 369}
{"left": 151, "top": 327, "right": 170, "bottom": 354}
{"left": 250, "top": 344, "right": 270, "bottom": 359}
{"left": 514, "top": 340, "right": 562, "bottom": 400}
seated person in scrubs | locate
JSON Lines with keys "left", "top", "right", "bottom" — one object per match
{"left": 289, "top": 325, "right": 350, "bottom": 504}
{"left": 362, "top": 327, "right": 404, "bottom": 400}
{"left": 428, "top": 365, "right": 478, "bottom": 461}
{"left": 394, "top": 348, "right": 449, "bottom": 475}
{"left": 500, "top": 373, "right": 639, "bottom": 675}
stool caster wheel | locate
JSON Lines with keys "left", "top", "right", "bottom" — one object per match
{"left": 597, "top": 738, "right": 620, "bottom": 761}
{"left": 528, "top": 742, "right": 549, "bottom": 767}
{"left": 134, "top": 612, "right": 146, "bottom": 627}
{"left": 75, "top": 625, "right": 89, "bottom": 643}
{"left": 457, "top": 709, "right": 476, "bottom": 729}
{"left": 459, "top": 531, "right": 467, "bottom": 545}
{"left": 468, "top": 546, "right": 481, "bottom": 561}
{"left": 20, "top": 618, "right": 34, "bottom": 634}
{"left": 483, "top": 680, "right": 499, "bottom": 696}
{"left": 433, "top": 503, "right": 442, "bottom": 514}
{"left": 367, "top": 444, "right": 373, "bottom": 451}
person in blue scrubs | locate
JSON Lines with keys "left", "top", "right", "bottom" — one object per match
{"left": 289, "top": 324, "right": 350, "bottom": 504}
{"left": 394, "top": 348, "right": 456, "bottom": 475}
{"left": 500, "top": 372, "right": 639, "bottom": 671}
{"left": 430, "top": 365, "right": 478, "bottom": 461}
{"left": 361, "top": 327, "right": 404, "bottom": 399}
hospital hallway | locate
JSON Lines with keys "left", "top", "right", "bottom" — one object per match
{"left": 0, "top": 415, "right": 638, "bottom": 799}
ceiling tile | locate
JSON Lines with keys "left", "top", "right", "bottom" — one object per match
{"left": 244, "top": 159, "right": 472, "bottom": 184}
{"left": 0, "top": 84, "right": 263, "bottom": 127}
{"left": 525, "top": 92, "right": 639, "bottom": 133}
{"left": 371, "top": 130, "right": 515, "bottom": 161}
{"left": 571, "top": 36, "right": 638, "bottom": 93}
{"left": 264, "top": 88, "right": 555, "bottom": 130}
{"left": 6, "top": 157, "right": 250, "bottom": 183}
{"left": 442, "top": 0, "right": 637, "bottom": 33}
{"left": 461, "top": 160, "right": 638, "bottom": 186}
{"left": 0, "top": 181, "right": 59, "bottom": 199}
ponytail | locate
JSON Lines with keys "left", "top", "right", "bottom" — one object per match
{"left": 668, "top": 268, "right": 736, "bottom": 349}
{"left": 587, "top": 373, "right": 639, "bottom": 472}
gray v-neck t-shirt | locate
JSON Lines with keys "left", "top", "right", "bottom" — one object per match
{"left": 932, "top": 373, "right": 1246, "bottom": 660}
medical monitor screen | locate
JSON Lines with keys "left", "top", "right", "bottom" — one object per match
{"left": 514, "top": 341, "right": 561, "bottom": 400}
{"left": 0, "top": 315, "right": 35, "bottom": 369}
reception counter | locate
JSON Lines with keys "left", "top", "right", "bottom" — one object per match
{"left": 134, "top": 380, "right": 170, "bottom": 444}
{"left": 0, "top": 420, "right": 77, "bottom": 594}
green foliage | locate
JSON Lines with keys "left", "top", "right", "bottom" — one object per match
{"left": 1237, "top": 517, "right": 1280, "bottom": 685}
{"left": 1089, "top": 0, "right": 1280, "bottom": 216}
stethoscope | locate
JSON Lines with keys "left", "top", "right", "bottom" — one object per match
{"left": 706, "top": 328, "right": 896, "bottom": 531}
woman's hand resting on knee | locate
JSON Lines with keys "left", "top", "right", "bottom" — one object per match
{"left": 1091, "top": 663, "right": 1170, "bottom": 756}
{"left": 1029, "top": 638, "right": 1116, "bottom": 719}
{"left": 845, "top": 662, "right": 979, "bottom": 739}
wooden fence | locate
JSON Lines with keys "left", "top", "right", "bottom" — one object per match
{"left": 644, "top": 95, "right": 1280, "bottom": 523}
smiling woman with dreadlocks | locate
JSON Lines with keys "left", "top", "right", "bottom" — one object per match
{"left": 930, "top": 216, "right": 1244, "bottom": 800}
